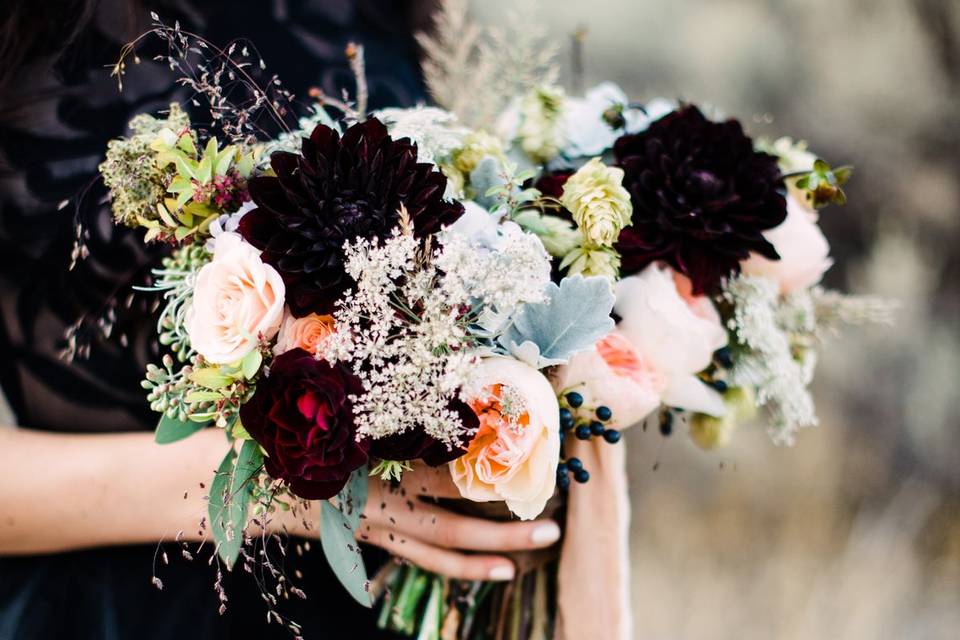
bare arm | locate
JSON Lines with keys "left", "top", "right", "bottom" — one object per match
{"left": 0, "top": 428, "right": 559, "bottom": 580}
{"left": 0, "top": 427, "right": 227, "bottom": 554}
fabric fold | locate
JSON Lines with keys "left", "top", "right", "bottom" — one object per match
{"left": 555, "top": 436, "right": 632, "bottom": 640}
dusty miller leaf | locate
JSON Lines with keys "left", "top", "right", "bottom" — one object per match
{"left": 500, "top": 275, "right": 614, "bottom": 368}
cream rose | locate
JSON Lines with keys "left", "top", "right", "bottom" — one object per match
{"left": 554, "top": 263, "right": 728, "bottom": 428}
{"left": 186, "top": 232, "right": 284, "bottom": 364}
{"left": 450, "top": 358, "right": 560, "bottom": 520}
{"left": 742, "top": 195, "right": 832, "bottom": 293}
{"left": 274, "top": 311, "right": 335, "bottom": 356}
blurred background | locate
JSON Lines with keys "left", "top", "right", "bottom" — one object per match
{"left": 470, "top": 1, "right": 960, "bottom": 638}
{"left": 1, "top": 1, "right": 955, "bottom": 637}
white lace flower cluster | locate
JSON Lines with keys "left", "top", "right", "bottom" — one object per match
{"left": 321, "top": 228, "right": 475, "bottom": 446}
{"left": 722, "top": 276, "right": 818, "bottom": 444}
{"left": 435, "top": 210, "right": 551, "bottom": 317}
{"left": 321, "top": 209, "right": 551, "bottom": 447}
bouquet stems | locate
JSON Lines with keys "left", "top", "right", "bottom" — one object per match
{"left": 376, "top": 562, "right": 556, "bottom": 640}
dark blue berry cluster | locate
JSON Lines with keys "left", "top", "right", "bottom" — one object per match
{"left": 556, "top": 391, "right": 621, "bottom": 490}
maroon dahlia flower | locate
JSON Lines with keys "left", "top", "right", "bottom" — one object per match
{"left": 367, "top": 400, "right": 478, "bottom": 466}
{"left": 239, "top": 118, "right": 464, "bottom": 316}
{"left": 239, "top": 349, "right": 368, "bottom": 500}
{"left": 613, "top": 105, "right": 787, "bottom": 294}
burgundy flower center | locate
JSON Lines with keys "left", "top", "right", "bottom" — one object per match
{"left": 332, "top": 197, "right": 378, "bottom": 235}
{"left": 687, "top": 169, "right": 725, "bottom": 198}
{"left": 297, "top": 391, "right": 332, "bottom": 436}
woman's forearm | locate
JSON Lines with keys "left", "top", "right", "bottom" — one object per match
{"left": 0, "top": 427, "right": 229, "bottom": 554}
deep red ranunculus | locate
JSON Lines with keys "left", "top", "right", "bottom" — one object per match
{"left": 240, "top": 349, "right": 368, "bottom": 500}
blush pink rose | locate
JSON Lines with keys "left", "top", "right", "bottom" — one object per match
{"left": 274, "top": 311, "right": 335, "bottom": 356}
{"left": 742, "top": 195, "right": 833, "bottom": 293}
{"left": 186, "top": 232, "right": 284, "bottom": 364}
{"left": 450, "top": 358, "right": 560, "bottom": 520}
{"left": 554, "top": 264, "right": 728, "bottom": 428}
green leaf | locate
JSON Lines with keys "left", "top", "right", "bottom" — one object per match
{"left": 190, "top": 367, "right": 233, "bottom": 389}
{"left": 215, "top": 145, "right": 236, "bottom": 175}
{"left": 155, "top": 413, "right": 206, "bottom": 444}
{"left": 184, "top": 390, "right": 224, "bottom": 403}
{"left": 156, "top": 201, "right": 179, "bottom": 228}
{"left": 231, "top": 418, "right": 252, "bottom": 441}
{"left": 209, "top": 440, "right": 263, "bottom": 569}
{"left": 235, "top": 152, "right": 255, "bottom": 177}
{"left": 241, "top": 349, "right": 263, "bottom": 380}
{"left": 833, "top": 166, "right": 853, "bottom": 184}
{"left": 177, "top": 132, "right": 197, "bottom": 156}
{"left": 173, "top": 154, "right": 199, "bottom": 182}
{"left": 320, "top": 466, "right": 372, "bottom": 607}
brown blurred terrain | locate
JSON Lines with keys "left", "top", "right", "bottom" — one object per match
{"left": 471, "top": 1, "right": 960, "bottom": 637}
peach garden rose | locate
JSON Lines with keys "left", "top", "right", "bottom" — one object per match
{"left": 553, "top": 263, "right": 728, "bottom": 429}
{"left": 274, "top": 311, "right": 335, "bottom": 356}
{"left": 186, "top": 231, "right": 284, "bottom": 364}
{"left": 450, "top": 358, "right": 561, "bottom": 520}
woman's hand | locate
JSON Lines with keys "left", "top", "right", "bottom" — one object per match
{"left": 357, "top": 464, "right": 560, "bottom": 581}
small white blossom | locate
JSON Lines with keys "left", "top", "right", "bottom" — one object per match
{"left": 723, "top": 275, "right": 818, "bottom": 444}
{"left": 204, "top": 201, "right": 256, "bottom": 253}
{"left": 321, "top": 229, "right": 478, "bottom": 447}
{"left": 436, "top": 203, "right": 551, "bottom": 315}
{"left": 374, "top": 106, "right": 469, "bottom": 165}
{"left": 321, "top": 201, "right": 555, "bottom": 448}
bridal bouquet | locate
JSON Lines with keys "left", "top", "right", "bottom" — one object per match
{"left": 94, "top": 4, "right": 891, "bottom": 639}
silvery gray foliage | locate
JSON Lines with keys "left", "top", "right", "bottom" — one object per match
{"left": 500, "top": 275, "right": 615, "bottom": 369}
{"left": 470, "top": 155, "right": 509, "bottom": 209}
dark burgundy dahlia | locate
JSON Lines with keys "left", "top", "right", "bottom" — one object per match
{"left": 613, "top": 105, "right": 787, "bottom": 294}
{"left": 239, "top": 118, "right": 464, "bottom": 316}
{"left": 239, "top": 349, "right": 368, "bottom": 500}
{"left": 367, "top": 399, "right": 477, "bottom": 466}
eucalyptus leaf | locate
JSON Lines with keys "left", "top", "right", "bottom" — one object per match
{"left": 184, "top": 390, "right": 223, "bottom": 403}
{"left": 241, "top": 349, "right": 263, "bottom": 380}
{"left": 190, "top": 367, "right": 233, "bottom": 389}
{"left": 209, "top": 440, "right": 262, "bottom": 569}
{"left": 499, "top": 275, "right": 615, "bottom": 368}
{"left": 320, "top": 466, "right": 372, "bottom": 607}
{"left": 155, "top": 413, "right": 206, "bottom": 444}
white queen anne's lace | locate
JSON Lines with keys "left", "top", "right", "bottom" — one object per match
{"left": 321, "top": 212, "right": 551, "bottom": 448}
{"left": 723, "top": 276, "right": 818, "bottom": 444}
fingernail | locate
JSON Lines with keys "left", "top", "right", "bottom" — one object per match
{"left": 488, "top": 564, "right": 515, "bottom": 581}
{"left": 530, "top": 522, "right": 561, "bottom": 545}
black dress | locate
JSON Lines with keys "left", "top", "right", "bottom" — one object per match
{"left": 0, "top": 1, "right": 425, "bottom": 637}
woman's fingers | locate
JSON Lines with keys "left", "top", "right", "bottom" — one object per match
{"left": 365, "top": 527, "right": 516, "bottom": 581}
{"left": 365, "top": 495, "right": 561, "bottom": 552}
{"left": 400, "top": 463, "right": 462, "bottom": 499}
